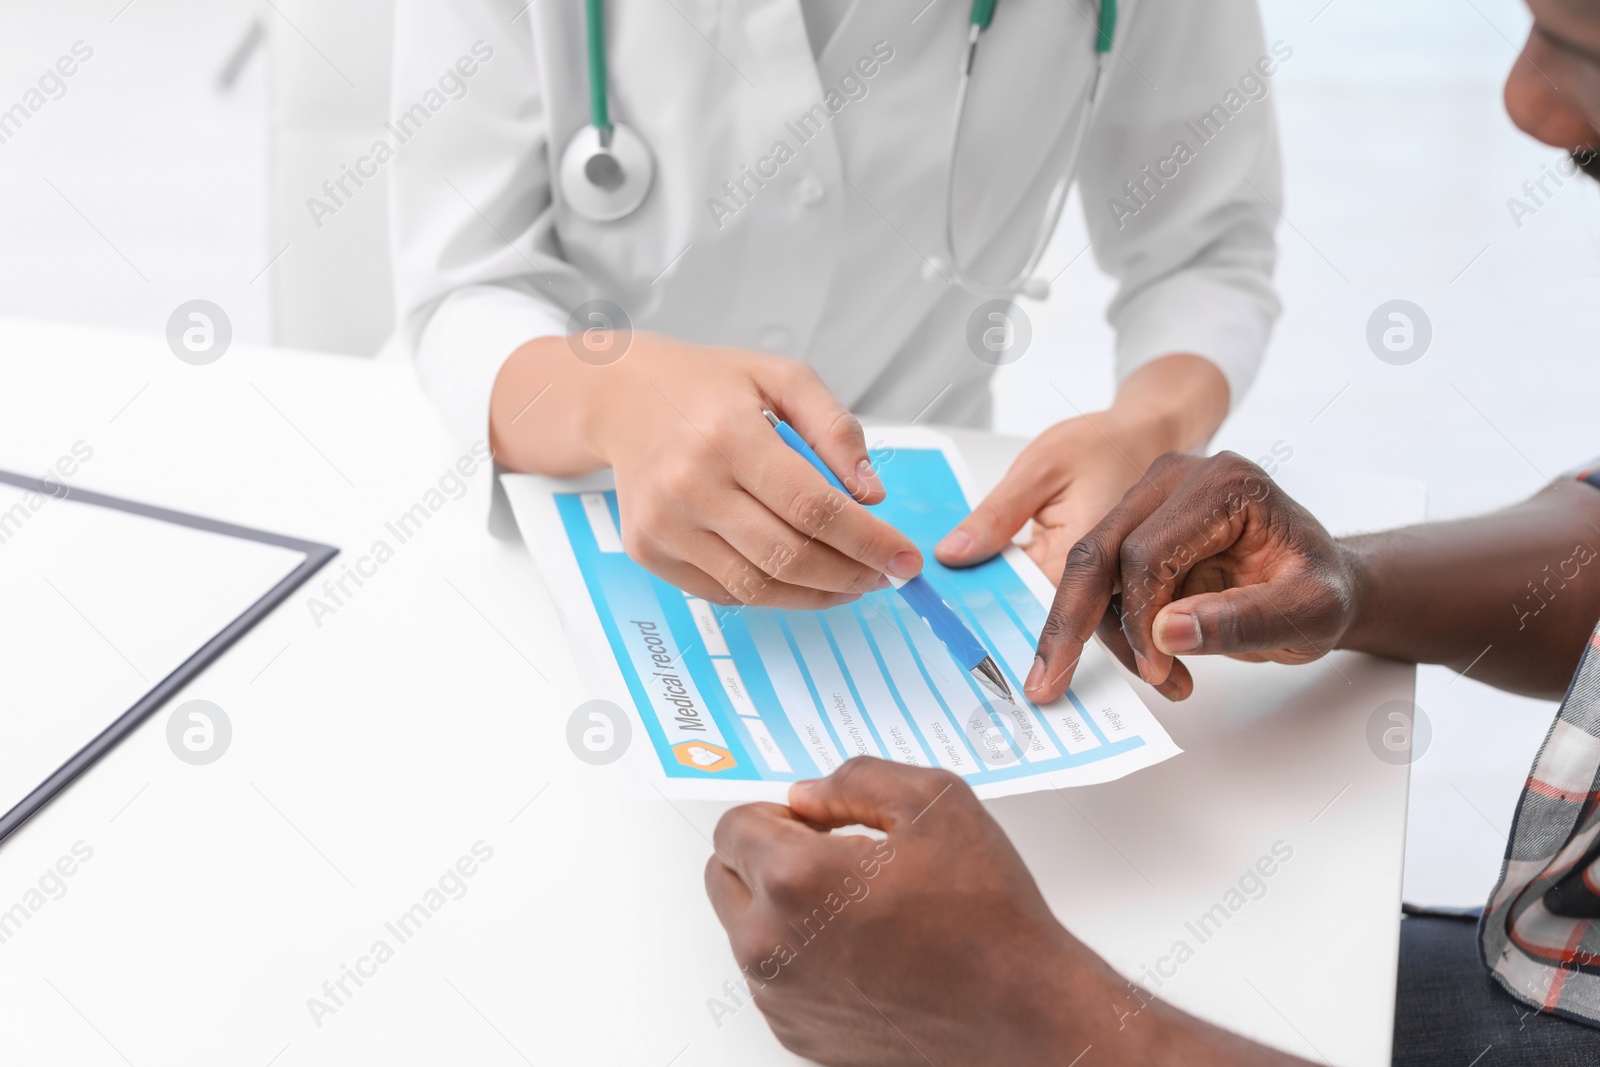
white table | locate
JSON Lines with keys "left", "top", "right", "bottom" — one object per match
{"left": 0, "top": 317, "right": 1421, "bottom": 1067}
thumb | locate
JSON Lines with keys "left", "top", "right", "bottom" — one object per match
{"left": 1152, "top": 583, "right": 1328, "bottom": 658}
{"left": 788, "top": 757, "right": 957, "bottom": 832}
{"left": 936, "top": 469, "right": 1041, "bottom": 567}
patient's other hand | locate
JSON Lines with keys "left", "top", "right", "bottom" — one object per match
{"left": 705, "top": 758, "right": 1121, "bottom": 1065}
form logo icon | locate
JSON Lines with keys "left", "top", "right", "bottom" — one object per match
{"left": 675, "top": 741, "right": 736, "bottom": 772}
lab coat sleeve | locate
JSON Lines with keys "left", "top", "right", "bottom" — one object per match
{"left": 1077, "top": 0, "right": 1284, "bottom": 409}
{"left": 389, "top": 0, "right": 586, "bottom": 448}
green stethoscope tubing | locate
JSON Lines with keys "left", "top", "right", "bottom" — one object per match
{"left": 582, "top": 0, "right": 1117, "bottom": 126}
{"left": 969, "top": 0, "right": 1115, "bottom": 52}
{"left": 577, "top": 0, "right": 1119, "bottom": 293}
{"left": 948, "top": 0, "right": 1116, "bottom": 299}
{"left": 586, "top": 0, "right": 612, "bottom": 136}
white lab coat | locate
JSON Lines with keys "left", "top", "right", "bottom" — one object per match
{"left": 389, "top": 0, "right": 1282, "bottom": 448}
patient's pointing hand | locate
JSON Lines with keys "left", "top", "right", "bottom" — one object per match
{"left": 1028, "top": 452, "right": 1361, "bottom": 704}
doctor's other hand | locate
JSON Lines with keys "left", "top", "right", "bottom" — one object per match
{"left": 935, "top": 355, "right": 1231, "bottom": 583}
{"left": 705, "top": 757, "right": 1306, "bottom": 1067}
{"left": 489, "top": 332, "right": 922, "bottom": 609}
{"left": 1026, "top": 451, "right": 1359, "bottom": 705}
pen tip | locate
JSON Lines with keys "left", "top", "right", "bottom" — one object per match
{"left": 973, "top": 657, "right": 1014, "bottom": 704}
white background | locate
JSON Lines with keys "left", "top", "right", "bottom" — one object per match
{"left": 0, "top": 0, "right": 1596, "bottom": 908}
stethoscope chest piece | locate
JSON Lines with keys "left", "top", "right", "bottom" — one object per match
{"left": 560, "top": 123, "right": 655, "bottom": 222}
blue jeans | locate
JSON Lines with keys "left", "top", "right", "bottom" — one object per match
{"left": 1394, "top": 912, "right": 1600, "bottom": 1064}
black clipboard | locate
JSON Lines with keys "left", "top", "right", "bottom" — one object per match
{"left": 0, "top": 470, "right": 337, "bottom": 844}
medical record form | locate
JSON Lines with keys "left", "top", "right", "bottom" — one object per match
{"left": 503, "top": 428, "right": 1179, "bottom": 800}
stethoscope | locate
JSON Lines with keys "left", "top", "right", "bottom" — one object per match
{"left": 559, "top": 0, "right": 656, "bottom": 221}
{"left": 560, "top": 0, "right": 1117, "bottom": 300}
{"left": 943, "top": 0, "right": 1116, "bottom": 300}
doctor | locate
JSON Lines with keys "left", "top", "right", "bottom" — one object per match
{"left": 390, "top": 0, "right": 1282, "bottom": 605}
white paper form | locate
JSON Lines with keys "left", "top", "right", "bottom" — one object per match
{"left": 504, "top": 428, "right": 1179, "bottom": 800}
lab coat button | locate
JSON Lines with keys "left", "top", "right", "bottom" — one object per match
{"left": 758, "top": 325, "right": 792, "bottom": 351}
{"left": 793, "top": 175, "right": 826, "bottom": 207}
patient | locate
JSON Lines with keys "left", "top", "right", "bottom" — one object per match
{"left": 705, "top": 1, "right": 1600, "bottom": 1062}
{"left": 706, "top": 451, "right": 1600, "bottom": 1065}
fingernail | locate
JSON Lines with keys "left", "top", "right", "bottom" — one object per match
{"left": 1025, "top": 655, "right": 1046, "bottom": 693}
{"left": 887, "top": 550, "right": 920, "bottom": 580}
{"left": 856, "top": 459, "right": 880, "bottom": 487}
{"left": 1133, "top": 650, "right": 1157, "bottom": 685}
{"left": 937, "top": 529, "right": 972, "bottom": 559}
{"left": 789, "top": 779, "right": 819, "bottom": 803}
{"left": 1158, "top": 611, "right": 1201, "bottom": 654}
{"left": 871, "top": 573, "right": 891, "bottom": 591}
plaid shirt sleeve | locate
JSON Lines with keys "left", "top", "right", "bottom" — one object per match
{"left": 1574, "top": 462, "right": 1600, "bottom": 492}
{"left": 1479, "top": 465, "right": 1600, "bottom": 1026}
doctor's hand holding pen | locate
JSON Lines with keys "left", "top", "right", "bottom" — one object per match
{"left": 934, "top": 353, "right": 1232, "bottom": 585}
{"left": 488, "top": 331, "right": 922, "bottom": 610}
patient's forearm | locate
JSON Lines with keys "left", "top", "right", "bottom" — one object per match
{"left": 1060, "top": 978, "right": 1315, "bottom": 1067}
{"left": 1339, "top": 480, "right": 1600, "bottom": 698}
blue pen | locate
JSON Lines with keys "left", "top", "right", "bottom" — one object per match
{"left": 763, "top": 410, "right": 1014, "bottom": 704}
